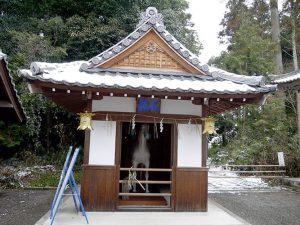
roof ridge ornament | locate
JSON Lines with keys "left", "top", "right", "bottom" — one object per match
{"left": 137, "top": 7, "right": 164, "bottom": 28}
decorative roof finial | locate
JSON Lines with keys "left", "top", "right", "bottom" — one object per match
{"left": 137, "top": 7, "right": 164, "bottom": 28}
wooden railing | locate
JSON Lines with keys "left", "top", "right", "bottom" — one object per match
{"left": 119, "top": 167, "right": 172, "bottom": 197}
{"left": 209, "top": 165, "right": 287, "bottom": 179}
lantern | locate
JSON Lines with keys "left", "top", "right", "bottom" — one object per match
{"left": 77, "top": 111, "right": 95, "bottom": 130}
{"left": 203, "top": 117, "right": 217, "bottom": 135}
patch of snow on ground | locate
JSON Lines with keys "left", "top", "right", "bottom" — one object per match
{"left": 33, "top": 165, "right": 56, "bottom": 172}
{"left": 208, "top": 166, "right": 282, "bottom": 193}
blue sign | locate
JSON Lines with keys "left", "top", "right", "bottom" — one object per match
{"left": 137, "top": 97, "right": 161, "bottom": 113}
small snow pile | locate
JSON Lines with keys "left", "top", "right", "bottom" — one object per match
{"left": 16, "top": 170, "right": 32, "bottom": 179}
{"left": 33, "top": 165, "right": 56, "bottom": 172}
{"left": 0, "top": 161, "right": 56, "bottom": 189}
{"left": 208, "top": 166, "right": 281, "bottom": 193}
{"left": 0, "top": 166, "right": 31, "bottom": 188}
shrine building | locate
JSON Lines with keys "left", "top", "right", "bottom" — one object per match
{"left": 20, "top": 7, "right": 275, "bottom": 212}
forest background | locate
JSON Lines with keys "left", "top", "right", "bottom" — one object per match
{"left": 0, "top": 0, "right": 299, "bottom": 187}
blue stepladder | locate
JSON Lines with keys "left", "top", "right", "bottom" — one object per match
{"left": 50, "top": 147, "right": 89, "bottom": 225}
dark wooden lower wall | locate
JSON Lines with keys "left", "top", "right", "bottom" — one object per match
{"left": 81, "top": 165, "right": 117, "bottom": 211}
{"left": 174, "top": 167, "right": 208, "bottom": 212}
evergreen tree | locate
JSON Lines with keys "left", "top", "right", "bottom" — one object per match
{"left": 210, "top": 0, "right": 300, "bottom": 176}
{"left": 0, "top": 0, "right": 202, "bottom": 162}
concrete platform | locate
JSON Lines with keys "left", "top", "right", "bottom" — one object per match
{"left": 35, "top": 197, "right": 250, "bottom": 225}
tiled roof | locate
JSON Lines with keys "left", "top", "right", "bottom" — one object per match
{"left": 0, "top": 51, "right": 26, "bottom": 122}
{"left": 18, "top": 7, "right": 276, "bottom": 97}
{"left": 271, "top": 70, "right": 300, "bottom": 84}
{"left": 80, "top": 7, "right": 208, "bottom": 73}
{"left": 19, "top": 61, "right": 276, "bottom": 95}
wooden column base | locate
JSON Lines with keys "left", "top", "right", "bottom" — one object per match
{"left": 81, "top": 165, "right": 117, "bottom": 211}
{"left": 174, "top": 167, "right": 208, "bottom": 212}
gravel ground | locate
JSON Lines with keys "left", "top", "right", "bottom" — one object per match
{"left": 1, "top": 189, "right": 299, "bottom": 225}
{"left": 209, "top": 190, "right": 300, "bottom": 225}
{"left": 0, "top": 189, "right": 55, "bottom": 225}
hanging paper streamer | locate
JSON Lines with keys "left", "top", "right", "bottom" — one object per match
{"left": 188, "top": 118, "right": 192, "bottom": 132}
{"left": 203, "top": 117, "right": 217, "bottom": 135}
{"left": 105, "top": 114, "right": 113, "bottom": 135}
{"left": 77, "top": 111, "right": 95, "bottom": 130}
{"left": 160, "top": 118, "right": 164, "bottom": 133}
{"left": 132, "top": 114, "right": 136, "bottom": 130}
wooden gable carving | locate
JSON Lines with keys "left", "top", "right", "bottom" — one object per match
{"left": 98, "top": 29, "right": 202, "bottom": 74}
{"left": 113, "top": 40, "right": 187, "bottom": 72}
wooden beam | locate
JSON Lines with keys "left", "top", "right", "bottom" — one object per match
{"left": 0, "top": 100, "right": 13, "bottom": 108}
{"left": 92, "top": 111, "right": 203, "bottom": 124}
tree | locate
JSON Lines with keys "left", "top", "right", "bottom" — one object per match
{"left": 270, "top": 0, "right": 284, "bottom": 74}
{"left": 0, "top": 0, "right": 202, "bottom": 162}
{"left": 210, "top": 13, "right": 274, "bottom": 75}
{"left": 281, "top": 0, "right": 300, "bottom": 71}
{"left": 218, "top": 0, "right": 248, "bottom": 45}
{"left": 210, "top": 0, "right": 300, "bottom": 176}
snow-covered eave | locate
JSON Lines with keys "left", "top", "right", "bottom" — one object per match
{"left": 19, "top": 67, "right": 276, "bottom": 95}
{"left": 270, "top": 70, "right": 300, "bottom": 84}
{"left": 209, "top": 66, "right": 266, "bottom": 87}
{"left": 0, "top": 52, "right": 26, "bottom": 122}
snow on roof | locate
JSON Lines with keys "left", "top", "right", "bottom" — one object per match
{"left": 209, "top": 66, "right": 266, "bottom": 86}
{"left": 271, "top": 70, "right": 300, "bottom": 84}
{"left": 80, "top": 7, "right": 207, "bottom": 73}
{"left": 0, "top": 51, "right": 26, "bottom": 122}
{"left": 19, "top": 61, "right": 275, "bottom": 94}
{"left": 18, "top": 7, "right": 276, "bottom": 96}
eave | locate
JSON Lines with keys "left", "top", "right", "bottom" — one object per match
{"left": 29, "top": 80, "right": 264, "bottom": 116}
{"left": 0, "top": 53, "right": 26, "bottom": 123}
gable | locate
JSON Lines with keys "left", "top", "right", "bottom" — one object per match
{"left": 113, "top": 40, "right": 187, "bottom": 72}
{"left": 97, "top": 29, "right": 204, "bottom": 74}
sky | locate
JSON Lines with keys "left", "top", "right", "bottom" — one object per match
{"left": 187, "top": 0, "right": 228, "bottom": 64}
{"left": 187, "top": 0, "right": 285, "bottom": 64}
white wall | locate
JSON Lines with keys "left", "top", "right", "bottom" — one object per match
{"left": 89, "top": 120, "right": 116, "bottom": 165}
{"left": 161, "top": 99, "right": 202, "bottom": 116}
{"left": 92, "top": 97, "right": 136, "bottom": 112}
{"left": 93, "top": 97, "right": 202, "bottom": 116}
{"left": 177, "top": 124, "right": 202, "bottom": 167}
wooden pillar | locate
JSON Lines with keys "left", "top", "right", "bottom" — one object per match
{"left": 83, "top": 99, "right": 92, "bottom": 164}
{"left": 202, "top": 132, "right": 208, "bottom": 167}
{"left": 83, "top": 130, "right": 91, "bottom": 164}
{"left": 202, "top": 105, "right": 208, "bottom": 167}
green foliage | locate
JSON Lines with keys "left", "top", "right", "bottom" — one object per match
{"left": 162, "top": 9, "right": 202, "bottom": 54}
{"left": 0, "top": 121, "right": 24, "bottom": 148}
{"left": 65, "top": 15, "right": 127, "bottom": 60}
{"left": 210, "top": 94, "right": 291, "bottom": 165}
{"left": 0, "top": 0, "right": 201, "bottom": 166}
{"left": 280, "top": 0, "right": 300, "bottom": 70}
{"left": 210, "top": 13, "right": 275, "bottom": 75}
{"left": 210, "top": 0, "right": 300, "bottom": 176}
{"left": 8, "top": 30, "right": 67, "bottom": 64}
{"left": 29, "top": 170, "right": 82, "bottom": 187}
